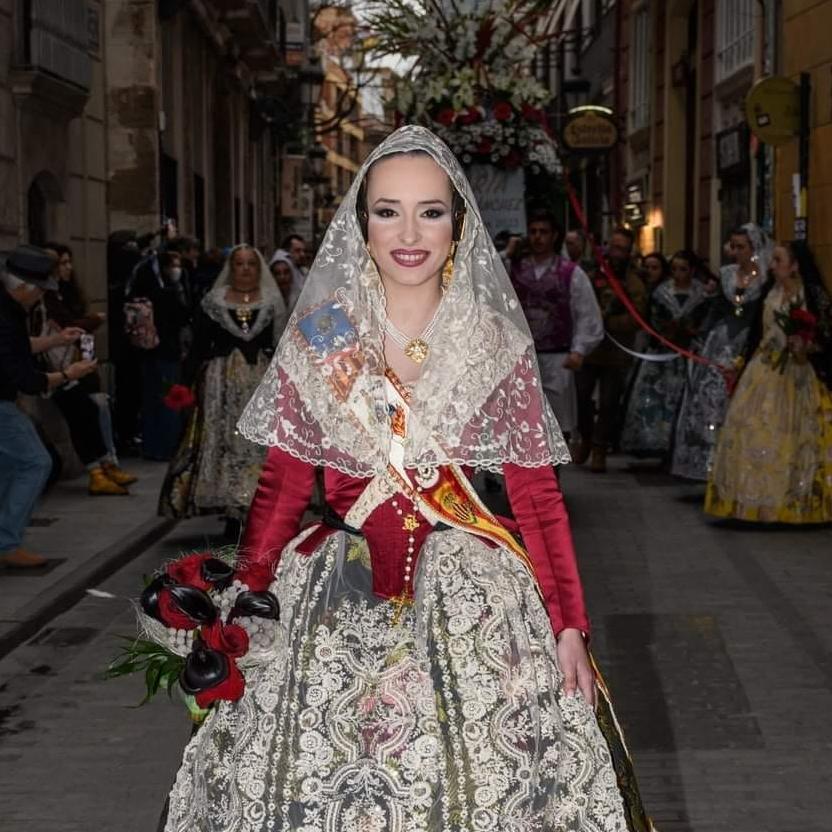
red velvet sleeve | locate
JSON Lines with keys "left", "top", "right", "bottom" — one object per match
{"left": 503, "top": 464, "right": 590, "bottom": 638}
{"left": 237, "top": 447, "right": 317, "bottom": 591}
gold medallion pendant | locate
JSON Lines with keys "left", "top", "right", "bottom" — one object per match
{"left": 404, "top": 338, "right": 429, "bottom": 363}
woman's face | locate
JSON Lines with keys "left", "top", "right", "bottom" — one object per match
{"left": 670, "top": 257, "right": 691, "bottom": 285}
{"left": 730, "top": 233, "right": 753, "bottom": 267}
{"left": 231, "top": 248, "right": 260, "bottom": 289}
{"left": 365, "top": 154, "right": 454, "bottom": 291}
{"left": 271, "top": 260, "right": 293, "bottom": 296}
{"left": 770, "top": 245, "right": 796, "bottom": 285}
{"left": 644, "top": 256, "right": 665, "bottom": 286}
{"left": 56, "top": 252, "right": 72, "bottom": 282}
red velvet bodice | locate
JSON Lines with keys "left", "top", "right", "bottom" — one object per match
{"left": 239, "top": 448, "right": 590, "bottom": 637}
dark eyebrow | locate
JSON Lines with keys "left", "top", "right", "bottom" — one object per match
{"left": 372, "top": 198, "right": 450, "bottom": 208}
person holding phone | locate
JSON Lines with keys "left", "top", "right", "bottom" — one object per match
{"left": 0, "top": 245, "right": 100, "bottom": 567}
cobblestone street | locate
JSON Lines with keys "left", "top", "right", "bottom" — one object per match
{"left": 0, "top": 457, "right": 829, "bottom": 832}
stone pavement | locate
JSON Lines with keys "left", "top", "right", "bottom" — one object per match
{"left": 0, "top": 459, "right": 173, "bottom": 659}
{"left": 0, "top": 456, "right": 829, "bottom": 831}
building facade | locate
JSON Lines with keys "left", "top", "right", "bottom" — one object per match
{"left": 550, "top": 0, "right": 832, "bottom": 289}
{"left": 1, "top": 0, "right": 312, "bottom": 351}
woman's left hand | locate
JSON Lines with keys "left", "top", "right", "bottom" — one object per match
{"left": 557, "top": 627, "right": 596, "bottom": 707}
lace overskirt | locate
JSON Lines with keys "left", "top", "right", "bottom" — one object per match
{"left": 164, "top": 529, "right": 629, "bottom": 832}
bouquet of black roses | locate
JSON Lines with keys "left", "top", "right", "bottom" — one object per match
{"left": 105, "top": 550, "right": 279, "bottom": 722}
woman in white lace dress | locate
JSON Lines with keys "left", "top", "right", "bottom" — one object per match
{"left": 161, "top": 127, "right": 651, "bottom": 832}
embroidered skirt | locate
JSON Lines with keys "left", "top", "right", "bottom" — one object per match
{"left": 159, "top": 350, "right": 270, "bottom": 520}
{"left": 163, "top": 528, "right": 631, "bottom": 832}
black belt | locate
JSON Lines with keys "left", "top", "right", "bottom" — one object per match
{"left": 323, "top": 504, "right": 453, "bottom": 535}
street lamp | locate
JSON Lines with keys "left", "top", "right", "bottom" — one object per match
{"left": 300, "top": 54, "right": 325, "bottom": 118}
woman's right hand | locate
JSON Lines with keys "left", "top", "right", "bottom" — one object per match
{"left": 66, "top": 359, "right": 98, "bottom": 380}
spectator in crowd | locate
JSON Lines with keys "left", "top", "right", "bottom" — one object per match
{"left": 641, "top": 251, "right": 671, "bottom": 292}
{"left": 39, "top": 243, "right": 137, "bottom": 491}
{"left": 0, "top": 245, "right": 98, "bottom": 567}
{"left": 621, "top": 250, "right": 711, "bottom": 459}
{"left": 705, "top": 240, "right": 832, "bottom": 523}
{"left": 506, "top": 210, "right": 603, "bottom": 438}
{"left": 574, "top": 226, "right": 648, "bottom": 472}
{"left": 672, "top": 223, "right": 772, "bottom": 481}
{"left": 268, "top": 249, "right": 300, "bottom": 311}
{"left": 278, "top": 234, "right": 308, "bottom": 298}
{"left": 159, "top": 245, "right": 287, "bottom": 536}
{"left": 129, "top": 249, "right": 191, "bottom": 460}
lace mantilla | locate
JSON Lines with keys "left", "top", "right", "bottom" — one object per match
{"left": 237, "top": 126, "right": 569, "bottom": 475}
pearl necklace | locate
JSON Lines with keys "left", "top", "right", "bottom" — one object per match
{"left": 384, "top": 304, "right": 442, "bottom": 364}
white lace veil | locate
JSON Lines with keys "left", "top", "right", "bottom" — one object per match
{"left": 202, "top": 244, "right": 287, "bottom": 339}
{"left": 237, "top": 125, "right": 568, "bottom": 476}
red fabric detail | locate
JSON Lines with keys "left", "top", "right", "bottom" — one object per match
{"left": 239, "top": 450, "right": 589, "bottom": 638}
{"left": 238, "top": 448, "right": 317, "bottom": 590}
{"left": 503, "top": 464, "right": 590, "bottom": 638}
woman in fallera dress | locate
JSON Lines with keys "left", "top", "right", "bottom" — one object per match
{"left": 158, "top": 245, "right": 287, "bottom": 523}
{"left": 621, "top": 250, "right": 710, "bottom": 458}
{"left": 705, "top": 240, "right": 832, "bottom": 523}
{"left": 161, "top": 127, "right": 650, "bottom": 831}
{"left": 671, "top": 223, "right": 772, "bottom": 480}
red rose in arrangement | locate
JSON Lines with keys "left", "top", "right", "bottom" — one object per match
{"left": 435, "top": 107, "right": 457, "bottom": 127}
{"left": 459, "top": 106, "right": 483, "bottom": 126}
{"left": 493, "top": 101, "right": 513, "bottom": 121}
{"left": 477, "top": 137, "right": 493, "bottom": 155}
{"left": 167, "top": 552, "right": 214, "bottom": 591}
{"left": 194, "top": 658, "right": 245, "bottom": 708}
{"left": 163, "top": 384, "right": 195, "bottom": 412}
{"left": 201, "top": 621, "right": 250, "bottom": 659}
{"left": 521, "top": 103, "right": 545, "bottom": 125}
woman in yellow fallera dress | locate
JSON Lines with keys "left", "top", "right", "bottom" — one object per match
{"left": 705, "top": 240, "right": 832, "bottom": 523}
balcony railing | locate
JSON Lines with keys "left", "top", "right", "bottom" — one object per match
{"left": 716, "top": 0, "right": 755, "bottom": 83}
{"left": 22, "top": 0, "right": 91, "bottom": 90}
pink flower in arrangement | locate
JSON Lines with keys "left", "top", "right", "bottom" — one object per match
{"left": 435, "top": 108, "right": 457, "bottom": 127}
{"left": 493, "top": 101, "right": 514, "bottom": 122}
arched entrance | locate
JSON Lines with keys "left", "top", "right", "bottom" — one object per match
{"left": 26, "top": 171, "right": 64, "bottom": 246}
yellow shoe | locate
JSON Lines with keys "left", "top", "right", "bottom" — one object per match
{"left": 102, "top": 462, "right": 138, "bottom": 486}
{"left": 0, "top": 548, "right": 48, "bottom": 568}
{"left": 88, "top": 467, "right": 129, "bottom": 495}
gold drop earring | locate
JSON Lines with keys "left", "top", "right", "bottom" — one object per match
{"left": 442, "top": 242, "right": 457, "bottom": 290}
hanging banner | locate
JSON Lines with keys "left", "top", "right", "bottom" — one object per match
{"left": 467, "top": 164, "right": 527, "bottom": 236}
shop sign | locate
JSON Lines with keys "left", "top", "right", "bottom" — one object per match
{"left": 468, "top": 165, "right": 526, "bottom": 236}
{"left": 745, "top": 76, "right": 800, "bottom": 147}
{"left": 561, "top": 106, "right": 619, "bottom": 154}
{"left": 716, "top": 124, "right": 749, "bottom": 178}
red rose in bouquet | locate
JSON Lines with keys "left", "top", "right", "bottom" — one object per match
{"left": 201, "top": 621, "right": 250, "bottom": 659}
{"left": 502, "top": 149, "right": 523, "bottom": 169}
{"left": 194, "top": 657, "right": 245, "bottom": 708}
{"left": 163, "top": 384, "right": 195, "bottom": 412}
{"left": 157, "top": 588, "right": 203, "bottom": 630}
{"left": 790, "top": 307, "right": 817, "bottom": 342}
{"left": 493, "top": 101, "right": 513, "bottom": 122}
{"left": 477, "top": 137, "right": 494, "bottom": 155}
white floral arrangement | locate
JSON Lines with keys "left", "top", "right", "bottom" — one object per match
{"left": 369, "top": 0, "right": 561, "bottom": 173}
